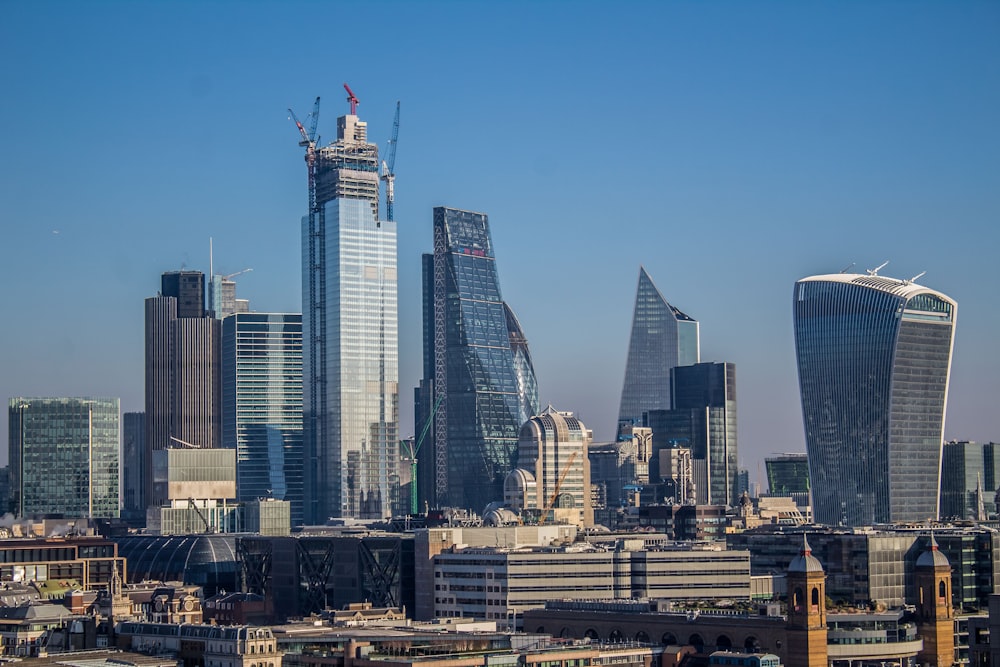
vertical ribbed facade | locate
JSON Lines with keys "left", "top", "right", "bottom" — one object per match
{"left": 8, "top": 397, "right": 120, "bottom": 519}
{"left": 618, "top": 267, "right": 700, "bottom": 427}
{"left": 794, "top": 273, "right": 957, "bottom": 526}
{"left": 418, "top": 206, "right": 539, "bottom": 512}
{"left": 515, "top": 407, "right": 593, "bottom": 527}
{"left": 222, "top": 313, "right": 303, "bottom": 526}
{"left": 144, "top": 295, "right": 176, "bottom": 509}
{"left": 144, "top": 271, "right": 222, "bottom": 512}
{"left": 172, "top": 317, "right": 221, "bottom": 450}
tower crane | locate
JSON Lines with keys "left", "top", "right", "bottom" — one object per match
{"left": 224, "top": 268, "right": 253, "bottom": 280}
{"left": 381, "top": 101, "right": 400, "bottom": 222}
{"left": 344, "top": 83, "right": 359, "bottom": 115}
{"left": 538, "top": 451, "right": 579, "bottom": 526}
{"left": 401, "top": 393, "right": 443, "bottom": 515}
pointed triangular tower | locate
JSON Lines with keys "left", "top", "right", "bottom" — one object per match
{"left": 618, "top": 267, "right": 699, "bottom": 427}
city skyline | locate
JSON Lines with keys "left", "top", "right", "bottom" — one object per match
{"left": 1, "top": 3, "right": 998, "bottom": 482}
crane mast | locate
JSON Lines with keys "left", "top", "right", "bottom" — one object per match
{"left": 381, "top": 101, "right": 400, "bottom": 222}
{"left": 289, "top": 96, "right": 325, "bottom": 525}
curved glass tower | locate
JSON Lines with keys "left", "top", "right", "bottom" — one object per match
{"left": 418, "top": 207, "right": 540, "bottom": 513}
{"left": 794, "top": 273, "right": 957, "bottom": 526}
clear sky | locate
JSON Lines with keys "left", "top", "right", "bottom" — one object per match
{"left": 2, "top": 1, "right": 998, "bottom": 484}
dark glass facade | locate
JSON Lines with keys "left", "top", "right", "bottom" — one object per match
{"left": 417, "top": 207, "right": 539, "bottom": 512}
{"left": 794, "top": 274, "right": 956, "bottom": 526}
{"left": 7, "top": 397, "right": 120, "bottom": 519}
{"left": 647, "top": 362, "right": 738, "bottom": 506}
{"left": 619, "top": 267, "right": 699, "bottom": 427}
{"left": 940, "top": 440, "right": 999, "bottom": 519}
{"left": 765, "top": 454, "right": 811, "bottom": 496}
{"left": 222, "top": 313, "right": 303, "bottom": 526}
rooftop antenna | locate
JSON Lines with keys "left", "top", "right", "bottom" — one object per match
{"left": 867, "top": 260, "right": 889, "bottom": 276}
{"left": 839, "top": 262, "right": 855, "bottom": 274}
{"left": 209, "top": 237, "right": 214, "bottom": 278}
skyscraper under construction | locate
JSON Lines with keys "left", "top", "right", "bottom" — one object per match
{"left": 296, "top": 87, "right": 399, "bottom": 522}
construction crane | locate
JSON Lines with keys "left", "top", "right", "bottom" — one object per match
{"left": 380, "top": 101, "right": 400, "bottom": 222}
{"left": 401, "top": 393, "right": 444, "bottom": 515}
{"left": 344, "top": 83, "right": 359, "bottom": 115}
{"left": 224, "top": 268, "right": 253, "bottom": 280}
{"left": 538, "top": 451, "right": 579, "bottom": 526}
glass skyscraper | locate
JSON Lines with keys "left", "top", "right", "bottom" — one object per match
{"left": 222, "top": 313, "right": 303, "bottom": 526}
{"left": 301, "top": 106, "right": 398, "bottom": 522}
{"left": 619, "top": 267, "right": 699, "bottom": 427}
{"left": 794, "top": 272, "right": 957, "bottom": 526}
{"left": 647, "top": 362, "right": 738, "bottom": 506}
{"left": 8, "top": 397, "right": 120, "bottom": 519}
{"left": 416, "top": 206, "right": 539, "bottom": 513}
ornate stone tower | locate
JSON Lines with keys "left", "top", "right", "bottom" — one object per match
{"left": 785, "top": 535, "right": 827, "bottom": 667}
{"left": 916, "top": 533, "right": 955, "bottom": 666}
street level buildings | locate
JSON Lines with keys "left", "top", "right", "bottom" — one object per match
{"left": 222, "top": 312, "right": 303, "bottom": 526}
{"left": 416, "top": 206, "right": 539, "bottom": 513}
{"left": 8, "top": 397, "right": 119, "bottom": 519}
{"left": 793, "top": 272, "right": 957, "bottom": 526}
{"left": 301, "top": 100, "right": 398, "bottom": 521}
{"left": 618, "top": 267, "right": 699, "bottom": 428}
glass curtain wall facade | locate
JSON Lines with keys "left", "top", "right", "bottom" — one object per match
{"left": 765, "top": 454, "right": 811, "bottom": 496}
{"left": 618, "top": 267, "right": 699, "bottom": 428}
{"left": 301, "top": 104, "right": 398, "bottom": 522}
{"left": 418, "top": 206, "right": 540, "bottom": 513}
{"left": 794, "top": 273, "right": 957, "bottom": 526}
{"left": 8, "top": 397, "right": 120, "bottom": 519}
{"left": 222, "top": 313, "right": 303, "bottom": 526}
{"left": 646, "top": 362, "right": 738, "bottom": 506}
{"left": 940, "top": 441, "right": 997, "bottom": 520}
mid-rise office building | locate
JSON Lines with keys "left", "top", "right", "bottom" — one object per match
{"left": 505, "top": 407, "right": 593, "bottom": 527}
{"left": 940, "top": 440, "right": 1000, "bottom": 519}
{"left": 765, "top": 454, "right": 810, "bottom": 496}
{"left": 416, "top": 207, "right": 539, "bottom": 513}
{"left": 300, "top": 98, "right": 398, "bottom": 521}
{"left": 431, "top": 541, "right": 751, "bottom": 625}
{"left": 222, "top": 313, "right": 303, "bottom": 526}
{"left": 618, "top": 267, "right": 699, "bottom": 428}
{"left": 647, "top": 362, "right": 738, "bottom": 506}
{"left": 794, "top": 272, "right": 957, "bottom": 526}
{"left": 145, "top": 270, "right": 222, "bottom": 509}
{"left": 8, "top": 397, "right": 119, "bottom": 519}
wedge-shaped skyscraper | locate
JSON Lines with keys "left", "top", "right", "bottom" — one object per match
{"left": 618, "top": 267, "right": 699, "bottom": 427}
{"left": 416, "top": 207, "right": 539, "bottom": 513}
{"left": 794, "top": 272, "right": 957, "bottom": 526}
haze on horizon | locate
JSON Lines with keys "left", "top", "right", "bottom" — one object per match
{"left": 1, "top": 2, "right": 998, "bottom": 483}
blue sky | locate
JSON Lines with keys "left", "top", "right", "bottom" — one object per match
{"left": 1, "top": 1, "right": 998, "bottom": 483}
